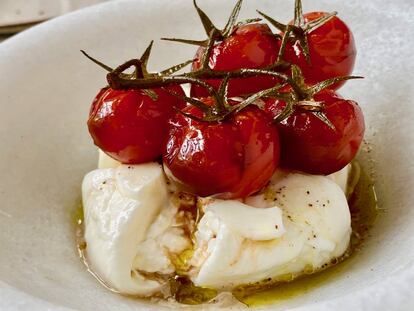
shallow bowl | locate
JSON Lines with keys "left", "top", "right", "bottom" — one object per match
{"left": 0, "top": 0, "right": 413, "bottom": 310}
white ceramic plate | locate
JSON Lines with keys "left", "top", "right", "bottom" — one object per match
{"left": 0, "top": 0, "right": 413, "bottom": 310}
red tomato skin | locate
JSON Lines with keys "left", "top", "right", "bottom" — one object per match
{"left": 284, "top": 12, "right": 356, "bottom": 90}
{"left": 264, "top": 90, "right": 364, "bottom": 175}
{"left": 164, "top": 104, "right": 243, "bottom": 197}
{"left": 88, "top": 86, "right": 185, "bottom": 164}
{"left": 163, "top": 100, "right": 280, "bottom": 198}
{"left": 190, "top": 23, "right": 281, "bottom": 97}
{"left": 228, "top": 108, "right": 280, "bottom": 198}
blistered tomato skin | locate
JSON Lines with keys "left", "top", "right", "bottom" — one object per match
{"left": 264, "top": 89, "right": 364, "bottom": 175}
{"left": 164, "top": 99, "right": 280, "bottom": 198}
{"left": 88, "top": 86, "right": 186, "bottom": 164}
{"left": 190, "top": 23, "right": 281, "bottom": 97}
{"left": 284, "top": 12, "right": 356, "bottom": 90}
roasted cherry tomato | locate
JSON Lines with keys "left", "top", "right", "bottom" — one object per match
{"left": 264, "top": 89, "right": 364, "bottom": 175}
{"left": 284, "top": 12, "right": 356, "bottom": 90}
{"left": 163, "top": 98, "right": 280, "bottom": 198}
{"left": 88, "top": 86, "right": 186, "bottom": 164}
{"left": 191, "top": 23, "right": 280, "bottom": 98}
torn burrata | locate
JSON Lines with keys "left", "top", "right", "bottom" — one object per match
{"left": 81, "top": 151, "right": 351, "bottom": 296}
{"left": 82, "top": 161, "right": 193, "bottom": 296}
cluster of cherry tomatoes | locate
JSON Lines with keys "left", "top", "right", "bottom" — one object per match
{"left": 87, "top": 0, "right": 365, "bottom": 199}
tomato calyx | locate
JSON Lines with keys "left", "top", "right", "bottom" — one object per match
{"left": 81, "top": 0, "right": 294, "bottom": 114}
{"left": 172, "top": 77, "right": 286, "bottom": 123}
{"left": 82, "top": 39, "right": 292, "bottom": 122}
{"left": 160, "top": 0, "right": 288, "bottom": 84}
{"left": 81, "top": 45, "right": 293, "bottom": 122}
{"left": 269, "top": 65, "right": 363, "bottom": 128}
{"left": 81, "top": 41, "right": 193, "bottom": 88}
{"left": 161, "top": 0, "right": 262, "bottom": 48}
{"left": 257, "top": 0, "right": 337, "bottom": 64}
{"left": 83, "top": 44, "right": 292, "bottom": 118}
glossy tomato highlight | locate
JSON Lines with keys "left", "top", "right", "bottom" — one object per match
{"left": 164, "top": 98, "right": 280, "bottom": 198}
{"left": 191, "top": 23, "right": 281, "bottom": 97}
{"left": 284, "top": 12, "right": 356, "bottom": 90}
{"left": 264, "top": 89, "right": 364, "bottom": 175}
{"left": 88, "top": 86, "right": 186, "bottom": 164}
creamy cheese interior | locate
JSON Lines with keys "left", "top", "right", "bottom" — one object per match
{"left": 82, "top": 162, "right": 192, "bottom": 296}
{"left": 190, "top": 170, "right": 351, "bottom": 289}
{"left": 82, "top": 151, "right": 352, "bottom": 295}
